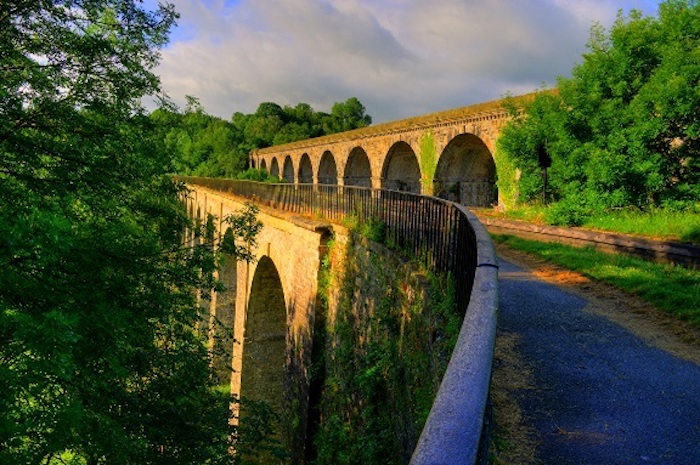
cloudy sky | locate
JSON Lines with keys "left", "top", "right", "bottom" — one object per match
{"left": 151, "top": 0, "right": 662, "bottom": 123}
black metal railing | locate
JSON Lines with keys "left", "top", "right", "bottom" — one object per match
{"left": 177, "top": 176, "right": 478, "bottom": 315}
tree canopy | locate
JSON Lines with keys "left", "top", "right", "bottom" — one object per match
{"left": 0, "top": 2, "right": 260, "bottom": 463}
{"left": 154, "top": 96, "right": 373, "bottom": 179}
{"left": 497, "top": 0, "right": 700, "bottom": 223}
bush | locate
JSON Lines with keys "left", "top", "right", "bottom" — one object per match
{"left": 545, "top": 199, "right": 591, "bottom": 226}
{"left": 236, "top": 168, "right": 283, "bottom": 183}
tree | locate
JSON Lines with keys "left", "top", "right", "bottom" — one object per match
{"left": 498, "top": 0, "right": 700, "bottom": 221}
{"left": 157, "top": 97, "right": 373, "bottom": 179}
{"left": 324, "top": 97, "right": 373, "bottom": 133}
{"left": 0, "top": 2, "right": 256, "bottom": 463}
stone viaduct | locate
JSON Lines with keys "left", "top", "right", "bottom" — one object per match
{"left": 251, "top": 95, "right": 532, "bottom": 207}
{"left": 181, "top": 95, "right": 529, "bottom": 464}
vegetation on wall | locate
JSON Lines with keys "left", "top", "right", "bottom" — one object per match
{"left": 498, "top": 0, "right": 700, "bottom": 225}
{"left": 310, "top": 229, "right": 461, "bottom": 465}
{"left": 419, "top": 131, "right": 437, "bottom": 195}
{"left": 492, "top": 144, "right": 521, "bottom": 211}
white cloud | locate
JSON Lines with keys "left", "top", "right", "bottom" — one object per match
{"left": 154, "top": 0, "right": 661, "bottom": 122}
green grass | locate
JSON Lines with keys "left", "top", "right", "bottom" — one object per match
{"left": 479, "top": 205, "right": 700, "bottom": 244}
{"left": 493, "top": 234, "right": 700, "bottom": 326}
{"left": 583, "top": 209, "right": 700, "bottom": 244}
{"left": 475, "top": 204, "right": 548, "bottom": 224}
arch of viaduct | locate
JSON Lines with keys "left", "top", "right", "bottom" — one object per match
{"left": 251, "top": 96, "right": 526, "bottom": 207}
{"left": 186, "top": 185, "right": 331, "bottom": 460}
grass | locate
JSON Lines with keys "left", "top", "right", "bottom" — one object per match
{"left": 492, "top": 234, "right": 700, "bottom": 326}
{"left": 477, "top": 205, "right": 700, "bottom": 244}
{"left": 584, "top": 209, "right": 700, "bottom": 244}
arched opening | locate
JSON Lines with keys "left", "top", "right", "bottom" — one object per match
{"left": 240, "top": 256, "right": 287, "bottom": 444}
{"left": 381, "top": 141, "right": 421, "bottom": 193}
{"left": 298, "top": 153, "right": 313, "bottom": 184}
{"left": 434, "top": 134, "right": 496, "bottom": 207}
{"left": 317, "top": 151, "right": 338, "bottom": 185}
{"left": 211, "top": 228, "right": 237, "bottom": 384}
{"left": 260, "top": 159, "right": 267, "bottom": 171}
{"left": 270, "top": 158, "right": 280, "bottom": 179}
{"left": 343, "top": 147, "right": 372, "bottom": 188}
{"left": 283, "top": 156, "right": 295, "bottom": 183}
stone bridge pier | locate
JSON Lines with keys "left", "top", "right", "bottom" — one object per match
{"left": 185, "top": 185, "right": 331, "bottom": 461}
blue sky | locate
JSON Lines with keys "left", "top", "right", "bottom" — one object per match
{"left": 151, "top": 0, "right": 663, "bottom": 123}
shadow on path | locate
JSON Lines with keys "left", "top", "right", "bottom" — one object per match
{"left": 496, "top": 253, "right": 700, "bottom": 465}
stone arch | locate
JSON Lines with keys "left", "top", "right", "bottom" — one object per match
{"left": 434, "top": 133, "right": 497, "bottom": 207}
{"left": 283, "top": 155, "right": 295, "bottom": 183}
{"left": 211, "top": 227, "right": 238, "bottom": 383}
{"left": 343, "top": 146, "right": 372, "bottom": 188}
{"left": 270, "top": 158, "right": 280, "bottom": 179}
{"left": 240, "top": 255, "right": 287, "bottom": 439}
{"left": 381, "top": 141, "right": 421, "bottom": 193}
{"left": 298, "top": 153, "right": 313, "bottom": 184}
{"left": 318, "top": 150, "right": 338, "bottom": 185}
{"left": 260, "top": 158, "right": 267, "bottom": 171}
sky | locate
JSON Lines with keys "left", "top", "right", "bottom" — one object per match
{"left": 151, "top": 0, "right": 663, "bottom": 123}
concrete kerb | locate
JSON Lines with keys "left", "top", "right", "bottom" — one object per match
{"left": 410, "top": 207, "right": 499, "bottom": 465}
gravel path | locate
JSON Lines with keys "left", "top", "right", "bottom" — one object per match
{"left": 492, "top": 246, "right": 700, "bottom": 465}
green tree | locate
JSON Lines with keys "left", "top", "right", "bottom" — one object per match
{"left": 498, "top": 0, "right": 700, "bottom": 221}
{"left": 158, "top": 97, "right": 373, "bottom": 179}
{"left": 154, "top": 97, "right": 246, "bottom": 178}
{"left": 323, "top": 97, "right": 373, "bottom": 133}
{"left": 0, "top": 2, "right": 257, "bottom": 463}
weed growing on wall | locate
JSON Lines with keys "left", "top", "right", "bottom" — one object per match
{"left": 419, "top": 131, "right": 437, "bottom": 195}
{"left": 310, "top": 230, "right": 460, "bottom": 465}
{"left": 492, "top": 145, "right": 519, "bottom": 210}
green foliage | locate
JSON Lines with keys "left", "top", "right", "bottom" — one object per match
{"left": 485, "top": 202, "right": 700, "bottom": 244}
{"left": 544, "top": 198, "right": 593, "bottom": 227}
{"left": 151, "top": 100, "right": 248, "bottom": 178}
{"left": 156, "top": 97, "right": 373, "bottom": 179}
{"left": 498, "top": 1, "right": 700, "bottom": 219}
{"left": 236, "top": 168, "right": 283, "bottom": 183}
{"left": 0, "top": 2, "right": 263, "bottom": 463}
{"left": 311, "top": 233, "right": 460, "bottom": 465}
{"left": 219, "top": 202, "right": 264, "bottom": 263}
{"left": 498, "top": 90, "right": 568, "bottom": 205}
{"left": 492, "top": 145, "right": 520, "bottom": 210}
{"left": 419, "top": 131, "right": 437, "bottom": 194}
{"left": 584, "top": 206, "right": 700, "bottom": 243}
{"left": 493, "top": 235, "right": 700, "bottom": 325}
{"left": 234, "top": 398, "right": 290, "bottom": 465}
{"left": 342, "top": 215, "right": 388, "bottom": 243}
{"left": 323, "top": 97, "right": 373, "bottom": 133}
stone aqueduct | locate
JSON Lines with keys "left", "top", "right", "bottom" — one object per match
{"left": 185, "top": 96, "right": 522, "bottom": 463}
{"left": 251, "top": 96, "right": 526, "bottom": 207}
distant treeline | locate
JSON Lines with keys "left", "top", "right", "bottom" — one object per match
{"left": 150, "top": 96, "right": 372, "bottom": 178}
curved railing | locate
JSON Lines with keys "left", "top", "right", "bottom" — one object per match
{"left": 178, "top": 176, "right": 498, "bottom": 464}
